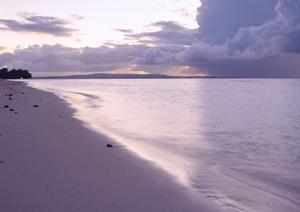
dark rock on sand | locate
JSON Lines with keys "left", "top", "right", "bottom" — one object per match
{"left": 33, "top": 105, "right": 39, "bottom": 108}
{"left": 106, "top": 144, "right": 113, "bottom": 148}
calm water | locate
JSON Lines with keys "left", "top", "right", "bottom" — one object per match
{"left": 29, "top": 79, "right": 300, "bottom": 212}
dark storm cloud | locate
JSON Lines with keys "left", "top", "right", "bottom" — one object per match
{"left": 0, "top": 13, "right": 78, "bottom": 36}
{"left": 133, "top": 0, "right": 300, "bottom": 77}
{"left": 197, "top": 0, "right": 278, "bottom": 44}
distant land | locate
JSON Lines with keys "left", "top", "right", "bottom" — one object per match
{"left": 33, "top": 73, "right": 300, "bottom": 79}
{"left": 34, "top": 73, "right": 219, "bottom": 79}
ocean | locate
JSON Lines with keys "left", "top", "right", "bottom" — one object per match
{"left": 28, "top": 79, "right": 300, "bottom": 212}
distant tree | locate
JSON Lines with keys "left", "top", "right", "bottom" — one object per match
{"left": 0, "top": 68, "right": 32, "bottom": 79}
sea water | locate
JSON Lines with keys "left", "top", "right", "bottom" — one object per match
{"left": 28, "top": 79, "right": 300, "bottom": 212}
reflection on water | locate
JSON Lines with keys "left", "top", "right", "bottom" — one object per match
{"left": 28, "top": 79, "right": 300, "bottom": 212}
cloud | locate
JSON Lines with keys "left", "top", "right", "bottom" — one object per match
{"left": 0, "top": 13, "right": 78, "bottom": 36}
{"left": 124, "top": 21, "right": 198, "bottom": 47}
{"left": 0, "top": 0, "right": 300, "bottom": 77}
{"left": 114, "top": 28, "right": 133, "bottom": 34}
{"left": 197, "top": 0, "right": 278, "bottom": 44}
{"left": 0, "top": 44, "right": 150, "bottom": 73}
{"left": 133, "top": 0, "right": 300, "bottom": 77}
{"left": 70, "top": 14, "right": 85, "bottom": 21}
{"left": 226, "top": 0, "right": 300, "bottom": 56}
{"left": 133, "top": 46, "right": 184, "bottom": 65}
{"left": 194, "top": 0, "right": 300, "bottom": 57}
{"left": 179, "top": 8, "right": 194, "bottom": 18}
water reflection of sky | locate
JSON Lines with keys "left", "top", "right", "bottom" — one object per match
{"left": 28, "top": 79, "right": 300, "bottom": 212}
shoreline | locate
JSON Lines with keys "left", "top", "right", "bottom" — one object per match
{"left": 0, "top": 80, "right": 221, "bottom": 212}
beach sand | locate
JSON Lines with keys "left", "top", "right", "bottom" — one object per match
{"left": 0, "top": 80, "right": 222, "bottom": 212}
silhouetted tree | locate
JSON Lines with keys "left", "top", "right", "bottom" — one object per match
{"left": 0, "top": 68, "right": 32, "bottom": 79}
{"left": 0, "top": 68, "right": 9, "bottom": 78}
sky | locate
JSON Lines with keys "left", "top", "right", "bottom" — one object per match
{"left": 0, "top": 0, "right": 300, "bottom": 77}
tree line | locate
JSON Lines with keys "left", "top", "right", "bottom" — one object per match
{"left": 0, "top": 68, "right": 32, "bottom": 79}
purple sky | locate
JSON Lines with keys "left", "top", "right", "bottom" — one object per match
{"left": 1, "top": 0, "right": 300, "bottom": 77}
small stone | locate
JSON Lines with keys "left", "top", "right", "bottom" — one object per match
{"left": 10, "top": 109, "right": 14, "bottom": 112}
{"left": 4, "top": 105, "right": 9, "bottom": 108}
{"left": 33, "top": 105, "right": 39, "bottom": 108}
{"left": 106, "top": 144, "right": 113, "bottom": 148}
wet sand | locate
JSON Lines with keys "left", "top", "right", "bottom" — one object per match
{"left": 0, "top": 80, "right": 222, "bottom": 212}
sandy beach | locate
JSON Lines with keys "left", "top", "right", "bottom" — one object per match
{"left": 0, "top": 80, "right": 221, "bottom": 212}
